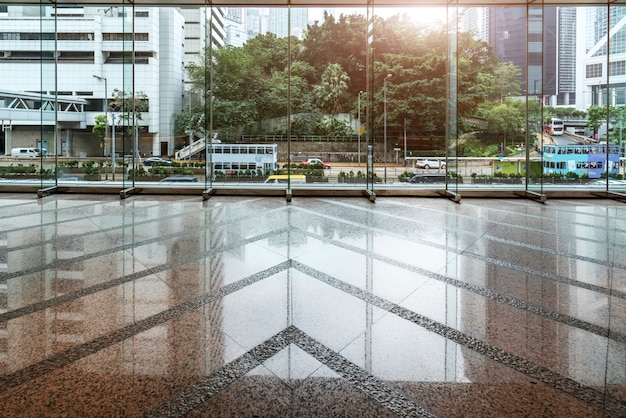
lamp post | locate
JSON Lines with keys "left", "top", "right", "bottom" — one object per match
{"left": 93, "top": 74, "right": 114, "bottom": 180}
{"left": 383, "top": 73, "right": 391, "bottom": 182}
{"left": 358, "top": 90, "right": 363, "bottom": 165}
{"left": 403, "top": 118, "right": 407, "bottom": 162}
{"left": 188, "top": 92, "right": 192, "bottom": 160}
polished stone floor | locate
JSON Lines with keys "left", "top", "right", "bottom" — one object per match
{"left": 0, "top": 193, "right": 624, "bottom": 417}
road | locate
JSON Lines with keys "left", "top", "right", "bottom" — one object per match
{"left": 308, "top": 161, "right": 494, "bottom": 183}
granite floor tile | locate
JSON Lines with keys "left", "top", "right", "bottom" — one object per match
{"left": 0, "top": 195, "right": 624, "bottom": 417}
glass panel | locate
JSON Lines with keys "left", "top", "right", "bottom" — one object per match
{"left": 608, "top": 5, "right": 626, "bottom": 193}
{"left": 40, "top": 4, "right": 55, "bottom": 190}
{"left": 527, "top": 3, "right": 544, "bottom": 195}
{"left": 448, "top": 4, "right": 458, "bottom": 194}
{"left": 366, "top": 0, "right": 374, "bottom": 193}
{"left": 0, "top": 2, "right": 623, "bottom": 197}
{"left": 204, "top": 3, "right": 212, "bottom": 191}
{"left": 120, "top": 2, "right": 135, "bottom": 190}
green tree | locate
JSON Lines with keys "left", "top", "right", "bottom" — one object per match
{"left": 609, "top": 106, "right": 626, "bottom": 145}
{"left": 183, "top": 11, "right": 503, "bottom": 143}
{"left": 92, "top": 114, "right": 107, "bottom": 145}
{"left": 482, "top": 103, "right": 524, "bottom": 151}
{"left": 109, "top": 89, "right": 149, "bottom": 122}
{"left": 316, "top": 116, "right": 352, "bottom": 136}
{"left": 491, "top": 61, "right": 522, "bottom": 103}
{"left": 313, "top": 63, "right": 350, "bottom": 114}
{"left": 109, "top": 88, "right": 149, "bottom": 143}
{"left": 108, "top": 89, "right": 149, "bottom": 154}
{"left": 587, "top": 105, "right": 607, "bottom": 139}
{"left": 301, "top": 12, "right": 368, "bottom": 97}
{"left": 186, "top": 33, "right": 310, "bottom": 134}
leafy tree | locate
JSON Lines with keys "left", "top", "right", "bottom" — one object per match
{"left": 109, "top": 89, "right": 149, "bottom": 122}
{"left": 291, "top": 110, "right": 323, "bottom": 135}
{"left": 92, "top": 114, "right": 107, "bottom": 144}
{"left": 457, "top": 33, "right": 501, "bottom": 118}
{"left": 182, "top": 10, "right": 506, "bottom": 143}
{"left": 490, "top": 61, "right": 522, "bottom": 103}
{"left": 587, "top": 105, "right": 607, "bottom": 139}
{"left": 186, "top": 33, "right": 311, "bottom": 133}
{"left": 609, "top": 106, "right": 626, "bottom": 144}
{"left": 108, "top": 89, "right": 149, "bottom": 153}
{"left": 301, "top": 12, "right": 368, "bottom": 97}
{"left": 316, "top": 116, "right": 352, "bottom": 136}
{"left": 481, "top": 103, "right": 524, "bottom": 150}
{"left": 313, "top": 63, "right": 350, "bottom": 114}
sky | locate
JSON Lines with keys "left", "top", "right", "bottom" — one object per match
{"left": 309, "top": 7, "right": 447, "bottom": 26}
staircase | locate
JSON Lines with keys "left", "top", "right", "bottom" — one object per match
{"left": 175, "top": 134, "right": 220, "bottom": 160}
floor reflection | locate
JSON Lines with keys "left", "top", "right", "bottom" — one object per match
{"left": 0, "top": 195, "right": 624, "bottom": 417}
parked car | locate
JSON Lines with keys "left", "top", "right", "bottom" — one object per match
{"left": 415, "top": 158, "right": 446, "bottom": 169}
{"left": 159, "top": 175, "right": 198, "bottom": 183}
{"left": 57, "top": 176, "right": 84, "bottom": 182}
{"left": 143, "top": 157, "right": 173, "bottom": 166}
{"left": 11, "top": 147, "right": 41, "bottom": 158}
{"left": 406, "top": 173, "right": 446, "bottom": 183}
{"left": 302, "top": 158, "right": 331, "bottom": 169}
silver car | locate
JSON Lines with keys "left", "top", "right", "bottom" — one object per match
{"left": 415, "top": 159, "right": 446, "bottom": 169}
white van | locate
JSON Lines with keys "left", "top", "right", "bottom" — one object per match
{"left": 11, "top": 148, "right": 41, "bottom": 158}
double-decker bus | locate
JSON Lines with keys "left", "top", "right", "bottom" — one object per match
{"left": 542, "top": 143, "right": 620, "bottom": 178}
{"left": 544, "top": 117, "right": 564, "bottom": 136}
{"left": 210, "top": 143, "right": 278, "bottom": 173}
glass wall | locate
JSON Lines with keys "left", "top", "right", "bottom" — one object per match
{"left": 0, "top": 2, "right": 624, "bottom": 198}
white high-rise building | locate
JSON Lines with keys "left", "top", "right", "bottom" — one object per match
{"left": 266, "top": 7, "right": 308, "bottom": 39}
{"left": 0, "top": 5, "right": 185, "bottom": 157}
{"left": 224, "top": 8, "right": 248, "bottom": 47}
{"left": 0, "top": 5, "right": 229, "bottom": 158}
{"left": 579, "top": 7, "right": 626, "bottom": 110}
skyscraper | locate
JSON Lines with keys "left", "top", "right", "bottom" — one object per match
{"left": 266, "top": 7, "right": 308, "bottom": 39}
{"left": 581, "top": 6, "right": 626, "bottom": 108}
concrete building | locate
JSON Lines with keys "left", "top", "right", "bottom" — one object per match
{"left": 267, "top": 7, "right": 308, "bottom": 39}
{"left": 224, "top": 7, "right": 248, "bottom": 47}
{"left": 580, "top": 6, "right": 626, "bottom": 110}
{"left": 0, "top": 5, "right": 185, "bottom": 158}
{"left": 0, "top": 6, "right": 231, "bottom": 158}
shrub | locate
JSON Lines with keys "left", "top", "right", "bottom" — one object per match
{"left": 82, "top": 161, "right": 100, "bottom": 175}
{"left": 565, "top": 171, "right": 579, "bottom": 180}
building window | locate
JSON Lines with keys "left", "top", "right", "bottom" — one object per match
{"left": 103, "top": 33, "right": 149, "bottom": 42}
{"left": 610, "top": 60, "right": 626, "bottom": 76}
{"left": 105, "top": 51, "right": 153, "bottom": 64}
{"left": 586, "top": 63, "right": 602, "bottom": 78}
{"left": 57, "top": 33, "right": 94, "bottom": 41}
{"left": 0, "top": 32, "right": 55, "bottom": 40}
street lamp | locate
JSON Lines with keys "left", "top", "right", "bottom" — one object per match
{"left": 358, "top": 90, "right": 363, "bottom": 165}
{"left": 383, "top": 73, "right": 391, "bottom": 182}
{"left": 93, "top": 74, "right": 114, "bottom": 180}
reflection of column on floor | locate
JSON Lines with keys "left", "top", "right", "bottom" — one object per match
{"left": 365, "top": 215, "right": 374, "bottom": 373}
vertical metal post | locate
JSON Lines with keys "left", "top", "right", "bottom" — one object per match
{"left": 93, "top": 75, "right": 113, "bottom": 179}
{"left": 383, "top": 73, "right": 391, "bottom": 182}
{"left": 358, "top": 90, "right": 363, "bottom": 165}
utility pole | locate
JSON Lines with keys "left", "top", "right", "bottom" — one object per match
{"left": 358, "top": 90, "right": 363, "bottom": 165}
{"left": 384, "top": 74, "right": 392, "bottom": 182}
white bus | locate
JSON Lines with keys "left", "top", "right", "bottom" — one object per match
{"left": 545, "top": 117, "right": 564, "bottom": 136}
{"left": 210, "top": 143, "right": 278, "bottom": 173}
